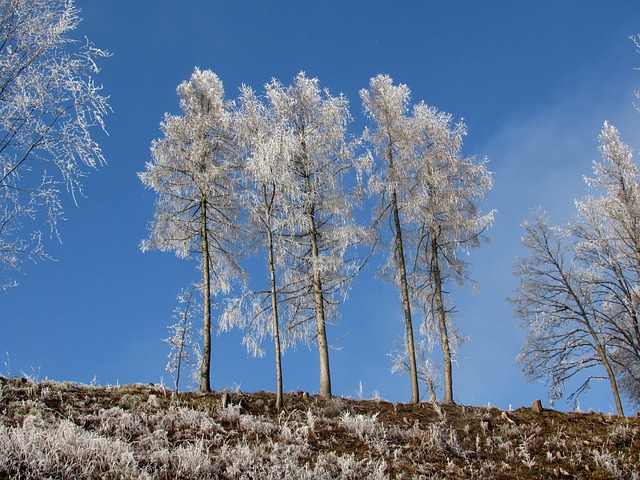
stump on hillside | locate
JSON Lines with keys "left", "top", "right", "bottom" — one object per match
{"left": 532, "top": 399, "right": 544, "bottom": 413}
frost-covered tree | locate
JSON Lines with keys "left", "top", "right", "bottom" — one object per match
{"left": 361, "top": 74, "right": 420, "bottom": 403}
{"left": 514, "top": 123, "right": 640, "bottom": 415}
{"left": 164, "top": 285, "right": 198, "bottom": 392}
{"left": 139, "top": 68, "right": 240, "bottom": 393}
{"left": 258, "top": 72, "right": 369, "bottom": 399}
{"left": 220, "top": 84, "right": 298, "bottom": 409}
{"left": 406, "top": 103, "right": 494, "bottom": 405}
{"left": 573, "top": 123, "right": 640, "bottom": 408}
{"left": 361, "top": 75, "right": 493, "bottom": 404}
{"left": 512, "top": 211, "right": 625, "bottom": 415}
{"left": 389, "top": 338, "right": 440, "bottom": 402}
{"left": 0, "top": 0, "right": 110, "bottom": 290}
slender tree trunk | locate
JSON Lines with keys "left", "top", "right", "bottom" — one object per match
{"left": 308, "top": 202, "right": 332, "bottom": 398}
{"left": 601, "top": 353, "right": 625, "bottom": 416}
{"left": 199, "top": 195, "right": 212, "bottom": 393}
{"left": 430, "top": 227, "right": 454, "bottom": 404}
{"left": 392, "top": 189, "right": 420, "bottom": 404}
{"left": 264, "top": 184, "right": 284, "bottom": 409}
{"left": 582, "top": 308, "right": 624, "bottom": 415}
{"left": 175, "top": 334, "right": 184, "bottom": 392}
{"left": 299, "top": 131, "right": 331, "bottom": 399}
{"left": 562, "top": 268, "right": 624, "bottom": 416}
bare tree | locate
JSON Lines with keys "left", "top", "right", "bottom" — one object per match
{"left": 512, "top": 211, "right": 625, "bottom": 415}
{"left": 139, "top": 68, "right": 240, "bottom": 393}
{"left": 0, "top": 0, "right": 110, "bottom": 289}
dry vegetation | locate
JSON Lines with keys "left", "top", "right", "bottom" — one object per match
{"left": 0, "top": 377, "right": 639, "bottom": 479}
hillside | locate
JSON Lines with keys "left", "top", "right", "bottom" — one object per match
{"left": 0, "top": 377, "right": 638, "bottom": 479}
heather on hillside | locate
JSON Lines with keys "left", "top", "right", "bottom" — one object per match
{"left": 1, "top": 378, "right": 639, "bottom": 479}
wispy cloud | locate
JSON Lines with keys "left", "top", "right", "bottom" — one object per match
{"left": 455, "top": 51, "right": 640, "bottom": 411}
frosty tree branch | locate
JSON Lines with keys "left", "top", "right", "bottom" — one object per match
{"left": 0, "top": 0, "right": 110, "bottom": 290}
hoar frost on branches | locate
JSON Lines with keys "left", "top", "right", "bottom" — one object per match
{"left": 139, "top": 68, "right": 242, "bottom": 393}
{"left": 222, "top": 73, "right": 371, "bottom": 401}
{"left": 0, "top": 0, "right": 110, "bottom": 290}
{"left": 220, "top": 83, "right": 297, "bottom": 409}
{"left": 164, "top": 285, "right": 199, "bottom": 392}
{"left": 513, "top": 123, "right": 640, "bottom": 415}
{"left": 389, "top": 337, "right": 441, "bottom": 402}
{"left": 361, "top": 74, "right": 493, "bottom": 404}
{"left": 512, "top": 212, "right": 622, "bottom": 413}
{"left": 575, "top": 122, "right": 640, "bottom": 409}
{"left": 262, "top": 73, "right": 370, "bottom": 399}
{"left": 406, "top": 101, "right": 494, "bottom": 405}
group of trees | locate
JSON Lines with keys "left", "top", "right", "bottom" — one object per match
{"left": 140, "top": 69, "right": 494, "bottom": 405}
{"left": 5, "top": 0, "right": 639, "bottom": 414}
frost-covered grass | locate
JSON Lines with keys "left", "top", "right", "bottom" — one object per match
{"left": 0, "top": 377, "right": 639, "bottom": 479}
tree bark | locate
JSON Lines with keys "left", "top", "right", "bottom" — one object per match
{"left": 392, "top": 188, "right": 420, "bottom": 404}
{"left": 264, "top": 184, "right": 284, "bottom": 409}
{"left": 430, "top": 227, "right": 454, "bottom": 404}
{"left": 199, "top": 195, "right": 212, "bottom": 393}
{"left": 600, "top": 353, "right": 625, "bottom": 416}
{"left": 308, "top": 202, "right": 332, "bottom": 399}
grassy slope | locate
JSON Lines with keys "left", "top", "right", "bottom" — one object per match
{"left": 0, "top": 377, "right": 638, "bottom": 479}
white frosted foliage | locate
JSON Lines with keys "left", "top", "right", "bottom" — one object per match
{"left": 0, "top": 0, "right": 110, "bottom": 289}
{"left": 361, "top": 74, "right": 494, "bottom": 404}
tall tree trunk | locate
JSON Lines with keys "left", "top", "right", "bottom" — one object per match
{"left": 308, "top": 203, "right": 332, "bottom": 399}
{"left": 199, "top": 195, "right": 212, "bottom": 393}
{"left": 430, "top": 227, "right": 454, "bottom": 404}
{"left": 392, "top": 189, "right": 420, "bottom": 404}
{"left": 264, "top": 184, "right": 284, "bottom": 409}
{"left": 299, "top": 130, "right": 332, "bottom": 399}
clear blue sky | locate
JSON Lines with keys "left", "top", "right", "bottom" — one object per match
{"left": 2, "top": 1, "right": 640, "bottom": 413}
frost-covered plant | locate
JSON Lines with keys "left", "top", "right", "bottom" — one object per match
{"left": 0, "top": 0, "right": 110, "bottom": 290}
{"left": 423, "top": 421, "right": 463, "bottom": 457}
{"left": 313, "top": 452, "right": 388, "bottom": 480}
{"left": 514, "top": 123, "right": 640, "bottom": 415}
{"left": 228, "top": 73, "right": 371, "bottom": 400}
{"left": 155, "top": 406, "right": 224, "bottom": 440}
{"left": 390, "top": 338, "right": 440, "bottom": 402}
{"left": 164, "top": 285, "right": 198, "bottom": 392}
{"left": 592, "top": 449, "right": 623, "bottom": 476}
{"left": 171, "top": 439, "right": 220, "bottom": 478}
{"left": 608, "top": 422, "right": 636, "bottom": 448}
{"left": 0, "top": 417, "right": 140, "bottom": 479}
{"left": 339, "top": 411, "right": 383, "bottom": 440}
{"left": 216, "top": 402, "right": 242, "bottom": 423}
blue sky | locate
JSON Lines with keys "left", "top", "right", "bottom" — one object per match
{"left": 2, "top": 1, "right": 640, "bottom": 413}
